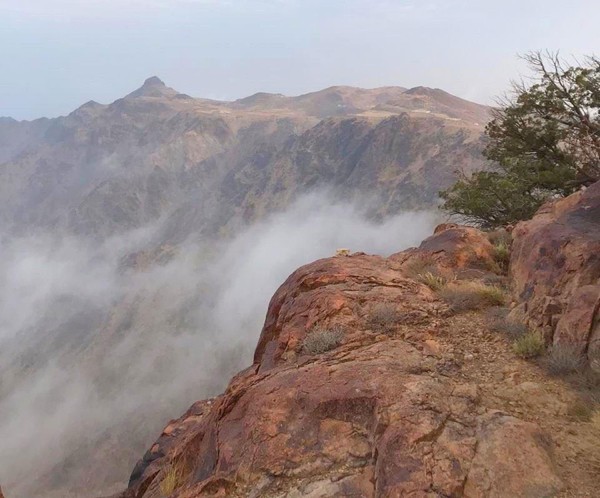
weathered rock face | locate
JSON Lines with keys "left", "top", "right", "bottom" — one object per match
{"left": 120, "top": 226, "right": 565, "bottom": 498}
{"left": 510, "top": 181, "right": 600, "bottom": 370}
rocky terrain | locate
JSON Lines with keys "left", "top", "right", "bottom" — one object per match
{"left": 510, "top": 181, "right": 600, "bottom": 370}
{"left": 114, "top": 185, "right": 600, "bottom": 498}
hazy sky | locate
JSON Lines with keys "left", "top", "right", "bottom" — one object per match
{"left": 1, "top": 0, "right": 599, "bottom": 120}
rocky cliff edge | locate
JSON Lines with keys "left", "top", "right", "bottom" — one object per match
{"left": 115, "top": 203, "right": 600, "bottom": 497}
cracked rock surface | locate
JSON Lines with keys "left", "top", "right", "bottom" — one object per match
{"left": 118, "top": 225, "right": 598, "bottom": 498}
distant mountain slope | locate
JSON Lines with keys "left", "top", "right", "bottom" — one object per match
{"left": 0, "top": 77, "right": 489, "bottom": 241}
{"left": 0, "top": 78, "right": 490, "bottom": 498}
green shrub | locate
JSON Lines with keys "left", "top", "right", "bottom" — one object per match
{"left": 513, "top": 332, "right": 545, "bottom": 358}
{"left": 492, "top": 241, "right": 511, "bottom": 273}
{"left": 302, "top": 326, "right": 344, "bottom": 355}
{"left": 440, "top": 52, "right": 600, "bottom": 229}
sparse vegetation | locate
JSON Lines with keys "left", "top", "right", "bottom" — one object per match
{"left": 160, "top": 462, "right": 185, "bottom": 497}
{"left": 487, "top": 229, "right": 512, "bottom": 247}
{"left": 404, "top": 254, "right": 438, "bottom": 279}
{"left": 487, "top": 306, "right": 527, "bottom": 338}
{"left": 492, "top": 241, "right": 511, "bottom": 273}
{"left": 367, "top": 303, "right": 400, "bottom": 334}
{"left": 302, "top": 326, "right": 344, "bottom": 354}
{"left": 568, "top": 399, "right": 595, "bottom": 421}
{"left": 513, "top": 331, "right": 545, "bottom": 358}
{"left": 544, "top": 344, "right": 585, "bottom": 375}
{"left": 439, "top": 281, "right": 507, "bottom": 312}
{"left": 416, "top": 271, "right": 447, "bottom": 291}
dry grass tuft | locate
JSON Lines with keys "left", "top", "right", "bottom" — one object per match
{"left": 486, "top": 307, "right": 527, "bottom": 338}
{"left": 513, "top": 331, "right": 545, "bottom": 358}
{"left": 568, "top": 399, "right": 595, "bottom": 421}
{"left": 404, "top": 254, "right": 438, "bottom": 278}
{"left": 487, "top": 228, "right": 512, "bottom": 246}
{"left": 416, "top": 271, "right": 448, "bottom": 291}
{"left": 439, "top": 281, "right": 507, "bottom": 312}
{"left": 492, "top": 241, "right": 511, "bottom": 273}
{"left": 160, "top": 461, "right": 185, "bottom": 497}
{"left": 302, "top": 326, "right": 344, "bottom": 355}
{"left": 367, "top": 303, "right": 400, "bottom": 334}
{"left": 544, "top": 344, "right": 585, "bottom": 376}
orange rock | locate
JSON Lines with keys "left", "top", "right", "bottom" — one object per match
{"left": 120, "top": 225, "right": 563, "bottom": 498}
{"left": 511, "top": 181, "right": 600, "bottom": 370}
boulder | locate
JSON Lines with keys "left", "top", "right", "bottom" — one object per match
{"left": 511, "top": 181, "right": 600, "bottom": 370}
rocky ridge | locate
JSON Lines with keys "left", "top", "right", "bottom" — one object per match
{"left": 0, "top": 79, "right": 488, "bottom": 240}
{"left": 115, "top": 207, "right": 600, "bottom": 497}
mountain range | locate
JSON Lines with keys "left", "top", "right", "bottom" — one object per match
{"left": 0, "top": 77, "right": 488, "bottom": 241}
{"left": 0, "top": 78, "right": 490, "bottom": 498}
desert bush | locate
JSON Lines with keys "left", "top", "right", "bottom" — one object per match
{"left": 481, "top": 273, "right": 510, "bottom": 288}
{"left": 544, "top": 344, "right": 585, "bottom": 375}
{"left": 404, "top": 254, "right": 438, "bottom": 279}
{"left": 367, "top": 303, "right": 400, "bottom": 334}
{"left": 487, "top": 229, "right": 512, "bottom": 247}
{"left": 487, "top": 307, "right": 527, "bottom": 338}
{"left": 302, "top": 326, "right": 344, "bottom": 355}
{"left": 416, "top": 271, "right": 447, "bottom": 291}
{"left": 440, "top": 282, "right": 507, "bottom": 312}
{"left": 160, "top": 462, "right": 185, "bottom": 496}
{"left": 513, "top": 331, "right": 545, "bottom": 358}
{"left": 568, "top": 399, "right": 595, "bottom": 421}
{"left": 492, "top": 241, "right": 511, "bottom": 273}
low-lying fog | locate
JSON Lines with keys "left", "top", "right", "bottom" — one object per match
{"left": 0, "top": 192, "right": 438, "bottom": 497}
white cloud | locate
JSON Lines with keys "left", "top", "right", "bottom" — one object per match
{"left": 0, "top": 193, "right": 438, "bottom": 497}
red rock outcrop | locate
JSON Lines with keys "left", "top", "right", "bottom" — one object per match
{"left": 118, "top": 225, "right": 567, "bottom": 498}
{"left": 510, "top": 181, "right": 600, "bottom": 370}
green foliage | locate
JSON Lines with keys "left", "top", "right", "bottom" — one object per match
{"left": 441, "top": 52, "right": 600, "bottom": 228}
{"left": 492, "top": 241, "right": 511, "bottom": 273}
{"left": 513, "top": 331, "right": 545, "bottom": 358}
{"left": 440, "top": 169, "right": 554, "bottom": 228}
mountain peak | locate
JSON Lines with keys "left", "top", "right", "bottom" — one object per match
{"left": 143, "top": 76, "right": 166, "bottom": 87}
{"left": 126, "top": 76, "right": 178, "bottom": 99}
